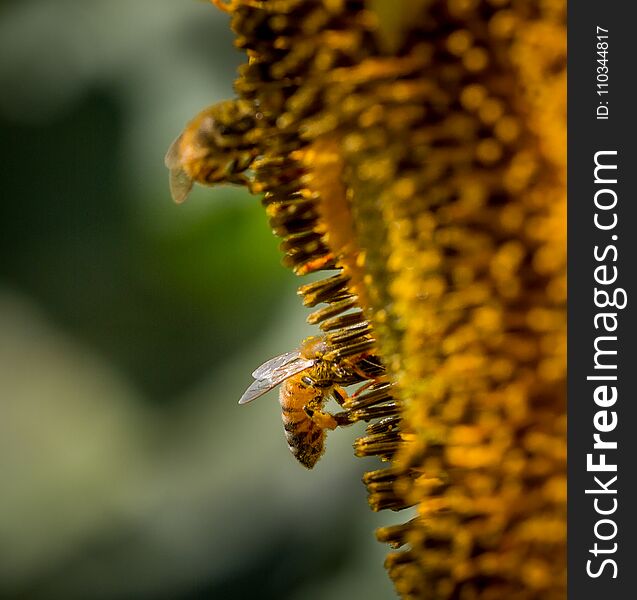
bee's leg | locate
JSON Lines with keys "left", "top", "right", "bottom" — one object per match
{"left": 332, "top": 385, "right": 350, "bottom": 406}
{"left": 342, "top": 360, "right": 386, "bottom": 392}
{"left": 303, "top": 406, "right": 338, "bottom": 430}
{"left": 331, "top": 386, "right": 355, "bottom": 426}
{"left": 306, "top": 405, "right": 353, "bottom": 428}
{"left": 352, "top": 380, "right": 378, "bottom": 398}
{"left": 332, "top": 411, "right": 354, "bottom": 427}
{"left": 230, "top": 172, "right": 255, "bottom": 189}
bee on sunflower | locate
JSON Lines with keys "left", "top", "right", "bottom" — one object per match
{"left": 168, "top": 1, "right": 566, "bottom": 597}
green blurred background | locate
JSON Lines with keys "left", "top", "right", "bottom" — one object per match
{"left": 0, "top": 1, "right": 405, "bottom": 598}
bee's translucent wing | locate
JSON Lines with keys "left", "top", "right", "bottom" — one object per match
{"left": 239, "top": 355, "right": 314, "bottom": 405}
{"left": 165, "top": 134, "right": 193, "bottom": 204}
{"left": 168, "top": 168, "right": 194, "bottom": 204}
{"left": 252, "top": 350, "right": 302, "bottom": 379}
{"left": 238, "top": 378, "right": 279, "bottom": 405}
{"left": 164, "top": 134, "right": 183, "bottom": 169}
{"left": 164, "top": 133, "right": 183, "bottom": 171}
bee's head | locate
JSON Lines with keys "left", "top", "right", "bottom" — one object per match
{"left": 299, "top": 336, "right": 328, "bottom": 360}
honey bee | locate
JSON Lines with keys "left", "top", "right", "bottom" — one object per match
{"left": 239, "top": 336, "right": 363, "bottom": 468}
{"left": 164, "top": 99, "right": 261, "bottom": 203}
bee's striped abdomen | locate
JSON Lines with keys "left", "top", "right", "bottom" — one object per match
{"left": 280, "top": 379, "right": 326, "bottom": 469}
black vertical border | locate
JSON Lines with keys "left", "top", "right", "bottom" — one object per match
{"left": 568, "top": 2, "right": 637, "bottom": 598}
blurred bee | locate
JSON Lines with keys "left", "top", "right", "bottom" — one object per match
{"left": 239, "top": 336, "right": 367, "bottom": 469}
{"left": 164, "top": 99, "right": 261, "bottom": 203}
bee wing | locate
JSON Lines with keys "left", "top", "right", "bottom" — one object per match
{"left": 165, "top": 134, "right": 193, "bottom": 204}
{"left": 252, "top": 350, "right": 302, "bottom": 379}
{"left": 164, "top": 134, "right": 183, "bottom": 169}
{"left": 168, "top": 168, "right": 194, "bottom": 204}
{"left": 239, "top": 355, "right": 314, "bottom": 405}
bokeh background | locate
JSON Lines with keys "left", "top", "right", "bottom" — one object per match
{"left": 0, "top": 1, "right": 407, "bottom": 598}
